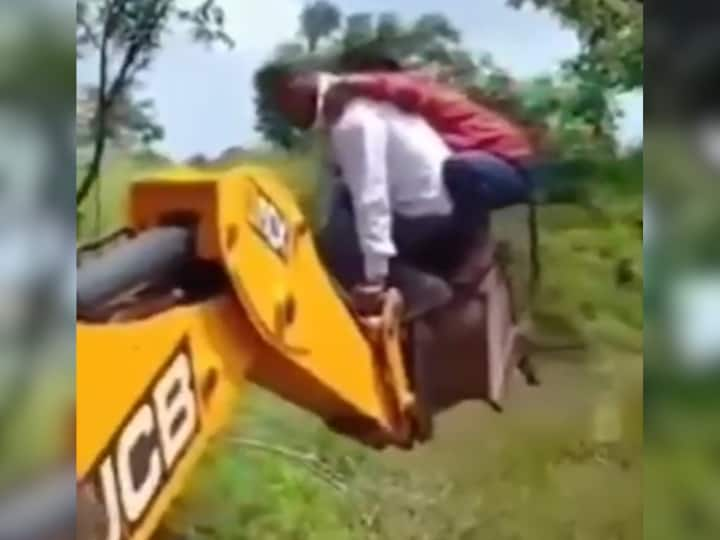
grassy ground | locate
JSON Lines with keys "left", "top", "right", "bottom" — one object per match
{"left": 0, "top": 334, "right": 74, "bottom": 488}
{"left": 79, "top": 147, "right": 642, "bottom": 540}
{"left": 76, "top": 145, "right": 327, "bottom": 241}
{"left": 643, "top": 129, "right": 720, "bottom": 540}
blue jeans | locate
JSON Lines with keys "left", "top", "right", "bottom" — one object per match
{"left": 317, "top": 152, "right": 532, "bottom": 288}
{"left": 443, "top": 151, "right": 531, "bottom": 219}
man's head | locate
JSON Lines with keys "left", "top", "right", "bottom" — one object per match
{"left": 274, "top": 69, "right": 322, "bottom": 130}
{"left": 263, "top": 56, "right": 401, "bottom": 130}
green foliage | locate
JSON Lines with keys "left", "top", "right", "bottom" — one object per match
{"left": 491, "top": 160, "right": 643, "bottom": 353}
{"left": 76, "top": 144, "right": 171, "bottom": 239}
{"left": 644, "top": 366, "right": 720, "bottom": 540}
{"left": 301, "top": 1, "right": 342, "bottom": 52}
{"left": 77, "top": 0, "right": 234, "bottom": 54}
{"left": 76, "top": 144, "right": 324, "bottom": 240}
{"left": 77, "top": 0, "right": 234, "bottom": 204}
{"left": 507, "top": 0, "right": 643, "bottom": 91}
{"left": 253, "top": 3, "right": 629, "bottom": 160}
{"left": 465, "top": 59, "right": 621, "bottom": 158}
{"left": 0, "top": 6, "right": 75, "bottom": 103}
{"left": 335, "top": 11, "right": 463, "bottom": 69}
{"left": 0, "top": 341, "right": 74, "bottom": 490}
{"left": 80, "top": 4, "right": 644, "bottom": 536}
{"left": 77, "top": 84, "right": 164, "bottom": 147}
{"left": 254, "top": 6, "right": 470, "bottom": 147}
{"left": 87, "top": 145, "right": 642, "bottom": 540}
{"left": 164, "top": 352, "right": 642, "bottom": 540}
{"left": 162, "top": 397, "right": 369, "bottom": 540}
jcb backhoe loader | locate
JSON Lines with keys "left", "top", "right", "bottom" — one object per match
{"left": 76, "top": 165, "right": 532, "bottom": 540}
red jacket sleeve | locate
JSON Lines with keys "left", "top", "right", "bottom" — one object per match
{"left": 342, "top": 73, "right": 428, "bottom": 113}
{"left": 338, "top": 72, "right": 535, "bottom": 162}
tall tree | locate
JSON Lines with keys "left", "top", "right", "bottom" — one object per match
{"left": 339, "top": 12, "right": 463, "bottom": 75}
{"left": 343, "top": 13, "right": 375, "bottom": 46}
{"left": 77, "top": 83, "right": 164, "bottom": 148}
{"left": 300, "top": 1, "right": 342, "bottom": 52}
{"left": 76, "top": 0, "right": 233, "bottom": 205}
{"left": 507, "top": 0, "right": 643, "bottom": 91}
{"left": 376, "top": 12, "right": 401, "bottom": 41}
{"left": 255, "top": 6, "right": 624, "bottom": 160}
{"left": 254, "top": 9, "right": 471, "bottom": 148}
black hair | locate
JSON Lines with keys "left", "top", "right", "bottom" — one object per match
{"left": 254, "top": 61, "right": 296, "bottom": 103}
{"left": 338, "top": 47, "right": 403, "bottom": 73}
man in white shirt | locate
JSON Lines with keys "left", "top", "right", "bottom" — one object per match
{"left": 273, "top": 70, "right": 525, "bottom": 313}
{"left": 330, "top": 94, "right": 457, "bottom": 276}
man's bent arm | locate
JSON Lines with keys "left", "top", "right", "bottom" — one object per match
{"left": 331, "top": 105, "right": 395, "bottom": 282}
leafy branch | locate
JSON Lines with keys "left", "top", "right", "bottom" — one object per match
{"left": 76, "top": 0, "right": 234, "bottom": 206}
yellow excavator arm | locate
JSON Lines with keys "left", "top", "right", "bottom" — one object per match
{"left": 76, "top": 166, "right": 421, "bottom": 540}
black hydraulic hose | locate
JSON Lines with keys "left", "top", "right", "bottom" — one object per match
{"left": 77, "top": 226, "right": 194, "bottom": 317}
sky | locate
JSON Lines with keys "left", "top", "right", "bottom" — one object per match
{"left": 77, "top": 0, "right": 643, "bottom": 160}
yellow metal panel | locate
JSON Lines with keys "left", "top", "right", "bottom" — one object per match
{"left": 215, "top": 167, "right": 391, "bottom": 425}
{"left": 77, "top": 164, "right": 419, "bottom": 540}
{"left": 120, "top": 163, "right": 407, "bottom": 427}
{"left": 124, "top": 166, "right": 393, "bottom": 426}
{"left": 129, "top": 180, "right": 221, "bottom": 260}
{"left": 77, "top": 297, "right": 252, "bottom": 540}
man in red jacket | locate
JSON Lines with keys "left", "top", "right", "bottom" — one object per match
{"left": 329, "top": 71, "right": 536, "bottom": 164}
{"left": 272, "top": 67, "right": 535, "bottom": 312}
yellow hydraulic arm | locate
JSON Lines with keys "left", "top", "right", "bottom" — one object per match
{"left": 76, "top": 165, "right": 422, "bottom": 540}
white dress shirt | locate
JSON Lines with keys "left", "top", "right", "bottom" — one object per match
{"left": 329, "top": 98, "right": 453, "bottom": 281}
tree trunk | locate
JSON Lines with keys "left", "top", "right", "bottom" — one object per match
{"left": 76, "top": 115, "right": 108, "bottom": 205}
{"left": 77, "top": 0, "right": 166, "bottom": 205}
{"left": 76, "top": 5, "right": 113, "bottom": 206}
{"left": 528, "top": 195, "right": 541, "bottom": 296}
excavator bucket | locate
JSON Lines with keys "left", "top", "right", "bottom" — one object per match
{"left": 408, "top": 262, "right": 525, "bottom": 417}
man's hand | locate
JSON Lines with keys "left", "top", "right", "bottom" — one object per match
{"left": 351, "top": 279, "right": 387, "bottom": 317}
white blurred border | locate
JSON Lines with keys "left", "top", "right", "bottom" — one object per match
{"left": 671, "top": 274, "right": 720, "bottom": 370}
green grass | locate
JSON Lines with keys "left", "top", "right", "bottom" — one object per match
{"left": 495, "top": 188, "right": 642, "bottom": 355}
{"left": 77, "top": 145, "right": 324, "bottom": 241}
{"left": 0, "top": 336, "right": 75, "bottom": 488}
{"left": 644, "top": 378, "right": 720, "bottom": 540}
{"left": 77, "top": 147, "right": 172, "bottom": 240}
{"left": 164, "top": 372, "right": 642, "bottom": 540}
{"left": 642, "top": 129, "right": 720, "bottom": 540}
{"left": 79, "top": 147, "right": 642, "bottom": 540}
